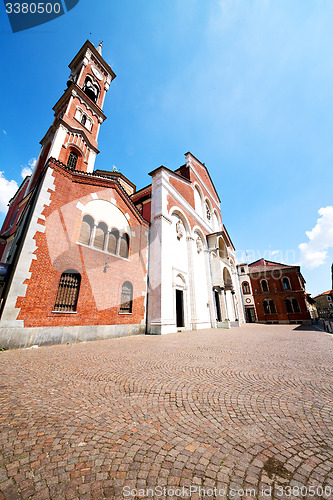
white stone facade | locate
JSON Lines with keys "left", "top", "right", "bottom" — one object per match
{"left": 147, "top": 155, "right": 245, "bottom": 335}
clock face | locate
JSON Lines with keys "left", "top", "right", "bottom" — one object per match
{"left": 91, "top": 65, "right": 103, "bottom": 81}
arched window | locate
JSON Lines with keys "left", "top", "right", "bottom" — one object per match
{"left": 205, "top": 201, "right": 211, "bottom": 222}
{"left": 107, "top": 228, "right": 119, "bottom": 254}
{"left": 282, "top": 277, "right": 291, "bottom": 290}
{"left": 213, "top": 211, "right": 220, "bottom": 231}
{"left": 67, "top": 151, "right": 78, "bottom": 170}
{"left": 194, "top": 186, "right": 203, "bottom": 217}
{"left": 81, "top": 114, "right": 87, "bottom": 126}
{"left": 79, "top": 215, "right": 94, "bottom": 245}
{"left": 292, "top": 299, "right": 300, "bottom": 313}
{"left": 119, "top": 233, "right": 130, "bottom": 258}
{"left": 269, "top": 300, "right": 276, "bottom": 313}
{"left": 54, "top": 270, "right": 81, "bottom": 312}
{"left": 263, "top": 299, "right": 276, "bottom": 314}
{"left": 82, "top": 76, "right": 100, "bottom": 103}
{"left": 93, "top": 222, "right": 108, "bottom": 250}
{"left": 261, "top": 279, "right": 269, "bottom": 292}
{"left": 120, "top": 281, "right": 133, "bottom": 313}
{"left": 242, "top": 281, "right": 250, "bottom": 294}
{"left": 285, "top": 298, "right": 293, "bottom": 313}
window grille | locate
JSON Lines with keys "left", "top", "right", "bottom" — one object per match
{"left": 54, "top": 271, "right": 81, "bottom": 312}
{"left": 120, "top": 282, "right": 133, "bottom": 313}
{"left": 67, "top": 152, "right": 78, "bottom": 170}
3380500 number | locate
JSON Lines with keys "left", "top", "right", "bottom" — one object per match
{"left": 5, "top": 3, "right": 62, "bottom": 14}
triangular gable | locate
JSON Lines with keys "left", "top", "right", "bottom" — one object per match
{"left": 184, "top": 152, "right": 221, "bottom": 203}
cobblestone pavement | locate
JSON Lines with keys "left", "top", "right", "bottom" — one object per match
{"left": 0, "top": 324, "right": 332, "bottom": 499}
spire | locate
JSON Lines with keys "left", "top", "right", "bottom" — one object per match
{"left": 97, "top": 40, "right": 103, "bottom": 55}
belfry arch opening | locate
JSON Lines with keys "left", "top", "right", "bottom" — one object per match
{"left": 82, "top": 75, "right": 100, "bottom": 103}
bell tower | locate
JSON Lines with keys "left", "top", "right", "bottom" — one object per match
{"left": 27, "top": 40, "right": 116, "bottom": 192}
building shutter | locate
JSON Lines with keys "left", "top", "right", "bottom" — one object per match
{"left": 79, "top": 220, "right": 91, "bottom": 245}
{"left": 94, "top": 225, "right": 106, "bottom": 250}
{"left": 108, "top": 229, "right": 119, "bottom": 254}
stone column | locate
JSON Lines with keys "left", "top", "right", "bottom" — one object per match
{"left": 186, "top": 235, "right": 197, "bottom": 329}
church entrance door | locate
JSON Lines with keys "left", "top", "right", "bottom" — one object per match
{"left": 176, "top": 289, "right": 184, "bottom": 328}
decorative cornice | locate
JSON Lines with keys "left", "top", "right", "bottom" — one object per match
{"left": 47, "top": 158, "right": 150, "bottom": 226}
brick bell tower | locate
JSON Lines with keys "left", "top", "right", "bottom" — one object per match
{"left": 27, "top": 40, "right": 116, "bottom": 192}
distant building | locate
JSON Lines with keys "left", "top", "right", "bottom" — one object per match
{"left": 313, "top": 290, "right": 333, "bottom": 317}
{"left": 238, "top": 259, "right": 312, "bottom": 324}
{"left": 237, "top": 264, "right": 257, "bottom": 323}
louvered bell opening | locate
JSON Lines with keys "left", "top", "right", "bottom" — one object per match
{"left": 54, "top": 273, "right": 81, "bottom": 312}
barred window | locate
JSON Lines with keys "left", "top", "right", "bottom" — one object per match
{"left": 242, "top": 281, "right": 250, "bottom": 294}
{"left": 54, "top": 270, "right": 81, "bottom": 312}
{"left": 107, "top": 228, "right": 119, "bottom": 254}
{"left": 120, "top": 281, "right": 133, "bottom": 313}
{"left": 119, "top": 233, "right": 130, "bottom": 258}
{"left": 79, "top": 215, "right": 94, "bottom": 245}
{"left": 67, "top": 152, "right": 78, "bottom": 170}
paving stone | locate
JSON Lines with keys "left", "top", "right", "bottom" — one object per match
{"left": 0, "top": 324, "right": 332, "bottom": 498}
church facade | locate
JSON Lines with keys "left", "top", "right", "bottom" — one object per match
{"left": 0, "top": 41, "right": 244, "bottom": 349}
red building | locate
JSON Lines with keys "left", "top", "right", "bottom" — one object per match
{"left": 241, "top": 259, "right": 312, "bottom": 325}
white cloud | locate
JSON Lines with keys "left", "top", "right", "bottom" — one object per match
{"left": 21, "top": 158, "right": 36, "bottom": 179}
{"left": 2, "top": 130, "right": 7, "bottom": 135}
{"left": 0, "top": 172, "right": 18, "bottom": 214}
{"left": 299, "top": 206, "right": 333, "bottom": 269}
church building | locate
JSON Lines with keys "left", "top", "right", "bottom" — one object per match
{"left": 0, "top": 40, "right": 244, "bottom": 349}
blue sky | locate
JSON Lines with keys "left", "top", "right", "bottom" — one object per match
{"left": 0, "top": 0, "right": 332, "bottom": 296}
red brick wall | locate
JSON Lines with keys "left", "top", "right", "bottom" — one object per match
{"left": 250, "top": 270, "right": 311, "bottom": 323}
{"left": 169, "top": 178, "right": 195, "bottom": 209}
{"left": 16, "top": 163, "right": 149, "bottom": 328}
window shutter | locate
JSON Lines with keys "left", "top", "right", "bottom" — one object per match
{"left": 79, "top": 220, "right": 91, "bottom": 245}
{"left": 108, "top": 230, "right": 119, "bottom": 254}
{"left": 94, "top": 226, "right": 106, "bottom": 250}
